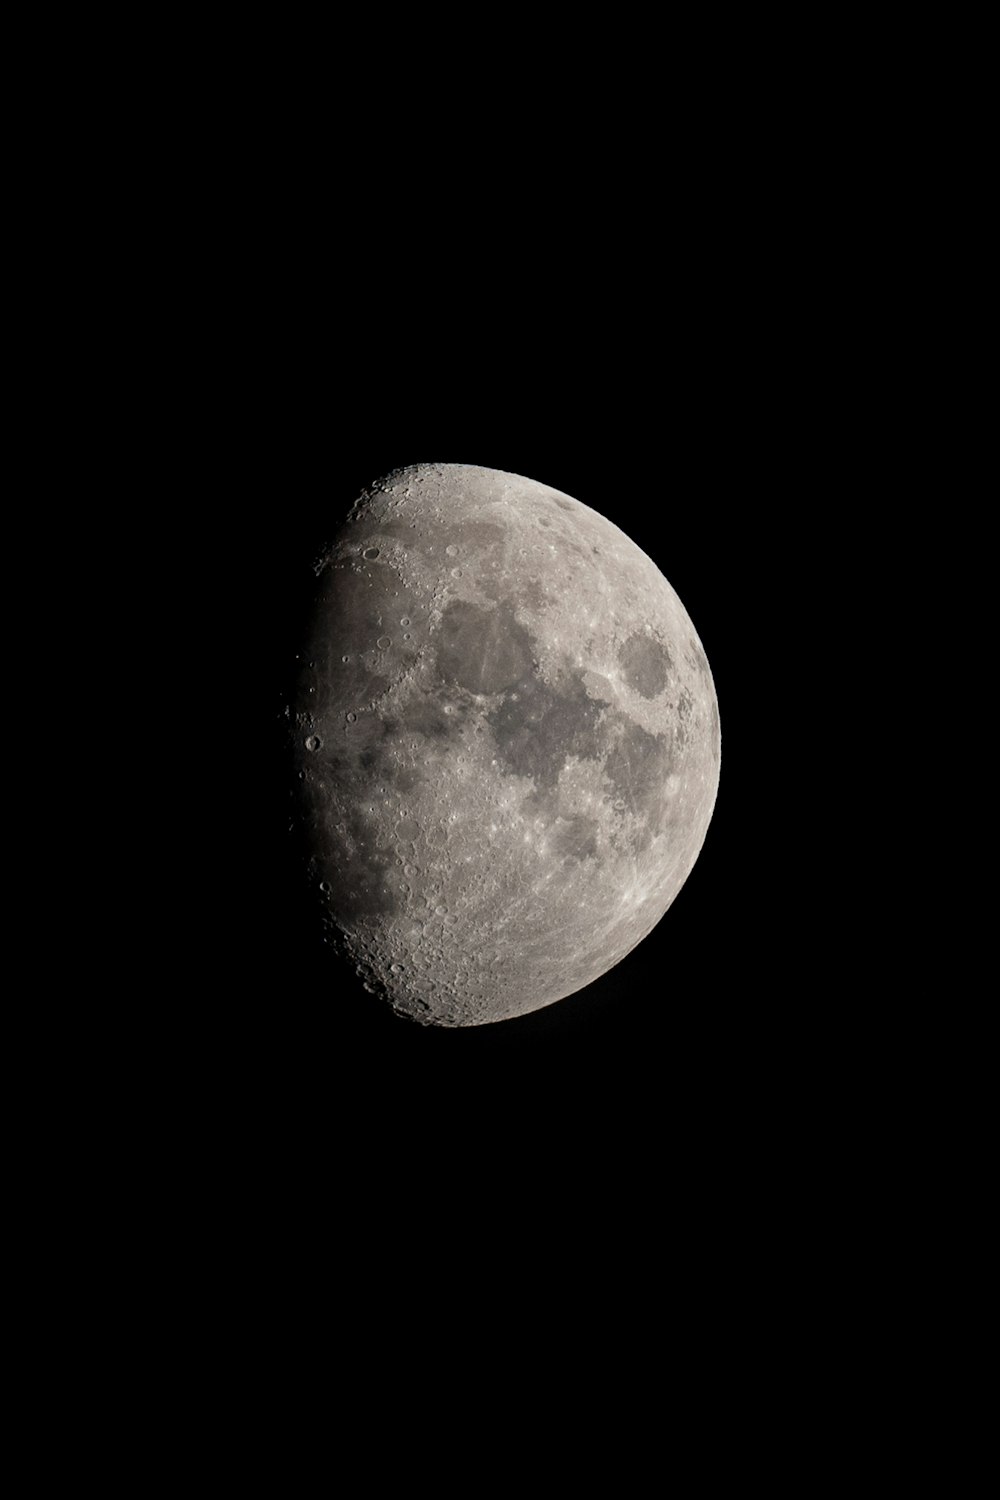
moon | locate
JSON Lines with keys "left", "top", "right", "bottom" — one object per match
{"left": 289, "top": 463, "right": 720, "bottom": 1026}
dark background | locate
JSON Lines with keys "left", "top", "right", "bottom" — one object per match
{"left": 67, "top": 47, "right": 937, "bottom": 1435}
{"left": 92, "top": 55, "right": 928, "bottom": 1395}
{"left": 118, "top": 117, "right": 891, "bottom": 1338}
{"left": 251, "top": 297, "right": 821, "bottom": 1152}
{"left": 194, "top": 120, "right": 862, "bottom": 1190}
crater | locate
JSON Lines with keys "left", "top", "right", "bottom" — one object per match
{"left": 404, "top": 689, "right": 466, "bottom": 742}
{"left": 450, "top": 520, "right": 507, "bottom": 552}
{"left": 551, "top": 815, "right": 599, "bottom": 863}
{"left": 312, "top": 805, "right": 405, "bottom": 926}
{"left": 312, "top": 712, "right": 427, "bottom": 805}
{"left": 618, "top": 632, "right": 671, "bottom": 699}
{"left": 436, "top": 601, "right": 534, "bottom": 695}
{"left": 300, "top": 560, "right": 420, "bottom": 717}
{"left": 603, "top": 716, "right": 675, "bottom": 845}
{"left": 686, "top": 640, "right": 710, "bottom": 678}
{"left": 490, "top": 665, "right": 602, "bottom": 789}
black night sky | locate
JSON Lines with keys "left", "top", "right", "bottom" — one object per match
{"left": 251, "top": 285, "right": 816, "bottom": 1139}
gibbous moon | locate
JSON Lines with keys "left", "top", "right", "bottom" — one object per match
{"left": 290, "top": 463, "right": 720, "bottom": 1026}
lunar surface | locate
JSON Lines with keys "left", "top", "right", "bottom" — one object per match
{"left": 288, "top": 463, "right": 720, "bottom": 1026}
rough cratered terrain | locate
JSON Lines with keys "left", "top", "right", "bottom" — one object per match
{"left": 289, "top": 463, "right": 720, "bottom": 1026}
